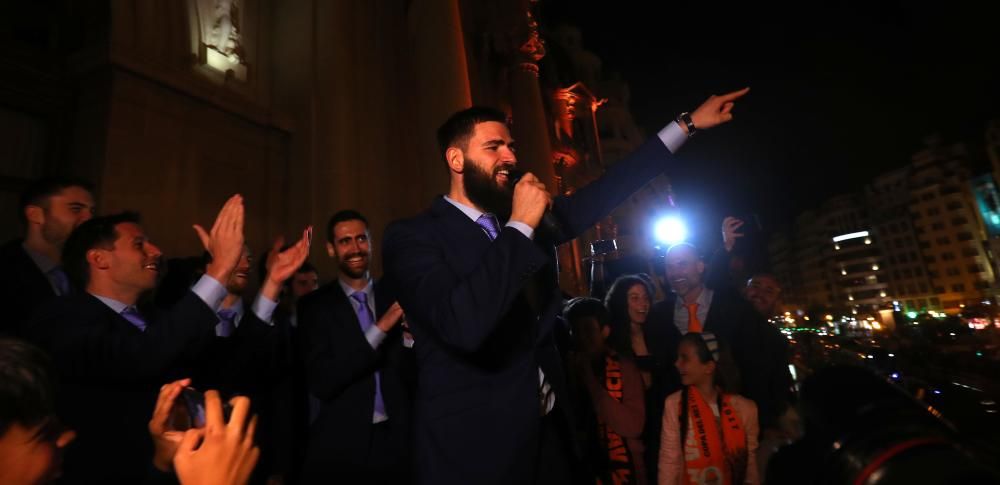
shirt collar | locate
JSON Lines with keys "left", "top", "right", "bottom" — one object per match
{"left": 90, "top": 293, "right": 132, "bottom": 314}
{"left": 22, "top": 242, "right": 59, "bottom": 274}
{"left": 675, "top": 286, "right": 714, "bottom": 309}
{"left": 443, "top": 195, "right": 485, "bottom": 223}
{"left": 339, "top": 277, "right": 373, "bottom": 301}
{"left": 220, "top": 298, "right": 244, "bottom": 318}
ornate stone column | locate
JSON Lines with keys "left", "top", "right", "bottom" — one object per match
{"left": 508, "top": 9, "right": 556, "bottom": 190}
{"left": 409, "top": 0, "right": 474, "bottom": 197}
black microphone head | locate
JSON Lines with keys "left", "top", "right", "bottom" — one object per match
{"left": 506, "top": 168, "right": 526, "bottom": 188}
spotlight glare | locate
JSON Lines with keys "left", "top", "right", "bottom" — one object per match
{"left": 653, "top": 216, "right": 687, "bottom": 245}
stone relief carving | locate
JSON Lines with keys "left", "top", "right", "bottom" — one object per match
{"left": 192, "top": 0, "right": 248, "bottom": 80}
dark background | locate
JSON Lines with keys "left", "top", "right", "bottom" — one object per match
{"left": 542, "top": 1, "right": 1000, "bottom": 250}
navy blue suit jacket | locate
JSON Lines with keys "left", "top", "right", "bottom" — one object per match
{"left": 28, "top": 290, "right": 275, "bottom": 484}
{"left": 297, "top": 279, "right": 412, "bottom": 482}
{"left": 382, "top": 136, "right": 676, "bottom": 485}
{"left": 0, "top": 239, "right": 59, "bottom": 336}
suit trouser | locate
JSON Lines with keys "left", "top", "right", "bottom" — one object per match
{"left": 300, "top": 420, "right": 409, "bottom": 485}
{"left": 534, "top": 407, "right": 575, "bottom": 485}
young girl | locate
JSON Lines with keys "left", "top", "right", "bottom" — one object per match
{"left": 659, "top": 332, "right": 758, "bottom": 485}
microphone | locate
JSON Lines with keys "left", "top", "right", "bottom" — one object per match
{"left": 507, "top": 169, "right": 566, "bottom": 241}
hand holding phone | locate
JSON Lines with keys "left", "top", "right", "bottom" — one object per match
{"left": 172, "top": 387, "right": 235, "bottom": 430}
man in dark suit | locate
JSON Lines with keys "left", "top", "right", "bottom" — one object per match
{"left": 382, "top": 89, "right": 749, "bottom": 485}
{"left": 0, "top": 177, "right": 95, "bottom": 336}
{"left": 298, "top": 210, "right": 411, "bottom": 484}
{"left": 26, "top": 196, "right": 311, "bottom": 483}
{"left": 644, "top": 243, "right": 791, "bottom": 479}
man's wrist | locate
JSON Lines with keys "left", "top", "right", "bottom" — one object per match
{"left": 676, "top": 112, "right": 697, "bottom": 136}
{"left": 261, "top": 278, "right": 282, "bottom": 301}
{"left": 204, "top": 264, "right": 231, "bottom": 283}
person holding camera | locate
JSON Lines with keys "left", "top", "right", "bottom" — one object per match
{"left": 147, "top": 378, "right": 260, "bottom": 485}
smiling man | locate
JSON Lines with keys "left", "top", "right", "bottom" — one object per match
{"left": 645, "top": 243, "right": 791, "bottom": 475}
{"left": 297, "top": 209, "right": 411, "bottom": 484}
{"left": 384, "top": 90, "right": 748, "bottom": 485}
{"left": 25, "top": 196, "right": 311, "bottom": 483}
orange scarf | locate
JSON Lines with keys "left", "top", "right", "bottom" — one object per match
{"left": 679, "top": 386, "right": 747, "bottom": 485}
{"left": 598, "top": 353, "right": 637, "bottom": 484}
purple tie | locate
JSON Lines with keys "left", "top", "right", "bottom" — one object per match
{"left": 351, "top": 292, "right": 386, "bottom": 418}
{"left": 476, "top": 213, "right": 501, "bottom": 240}
{"left": 48, "top": 267, "right": 70, "bottom": 296}
{"left": 120, "top": 306, "right": 147, "bottom": 332}
{"left": 217, "top": 308, "right": 238, "bottom": 337}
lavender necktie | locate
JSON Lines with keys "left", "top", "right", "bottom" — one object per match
{"left": 351, "top": 292, "right": 386, "bottom": 418}
{"left": 476, "top": 213, "right": 501, "bottom": 240}
{"left": 217, "top": 308, "right": 238, "bottom": 337}
{"left": 48, "top": 267, "right": 70, "bottom": 296}
{"left": 120, "top": 306, "right": 147, "bottom": 332}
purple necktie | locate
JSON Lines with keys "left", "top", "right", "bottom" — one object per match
{"left": 120, "top": 306, "right": 147, "bottom": 332}
{"left": 217, "top": 308, "right": 238, "bottom": 338}
{"left": 49, "top": 267, "right": 70, "bottom": 296}
{"left": 351, "top": 292, "right": 386, "bottom": 418}
{"left": 476, "top": 213, "right": 501, "bottom": 240}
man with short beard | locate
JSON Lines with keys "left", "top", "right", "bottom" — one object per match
{"left": 0, "top": 177, "right": 95, "bottom": 336}
{"left": 297, "top": 210, "right": 411, "bottom": 484}
{"left": 383, "top": 89, "right": 748, "bottom": 485}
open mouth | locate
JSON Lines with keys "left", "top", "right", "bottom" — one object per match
{"left": 143, "top": 263, "right": 160, "bottom": 273}
{"left": 495, "top": 166, "right": 512, "bottom": 184}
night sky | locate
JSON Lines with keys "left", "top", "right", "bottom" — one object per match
{"left": 542, "top": 1, "right": 1000, "bottom": 250}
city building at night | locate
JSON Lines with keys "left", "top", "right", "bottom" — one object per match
{"left": 774, "top": 135, "right": 998, "bottom": 319}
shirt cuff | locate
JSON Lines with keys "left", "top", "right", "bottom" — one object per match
{"left": 251, "top": 294, "right": 278, "bottom": 325}
{"left": 191, "top": 275, "right": 227, "bottom": 312}
{"left": 657, "top": 121, "right": 688, "bottom": 154}
{"left": 365, "top": 325, "right": 387, "bottom": 349}
{"left": 506, "top": 221, "right": 535, "bottom": 240}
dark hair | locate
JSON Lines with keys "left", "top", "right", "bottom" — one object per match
{"left": 326, "top": 210, "right": 368, "bottom": 244}
{"left": 0, "top": 338, "right": 57, "bottom": 436}
{"left": 62, "top": 212, "right": 141, "bottom": 290}
{"left": 436, "top": 106, "right": 508, "bottom": 159}
{"left": 604, "top": 275, "right": 655, "bottom": 357}
{"left": 296, "top": 261, "right": 318, "bottom": 275}
{"left": 678, "top": 332, "right": 741, "bottom": 393}
{"left": 18, "top": 176, "right": 94, "bottom": 225}
{"left": 563, "top": 297, "right": 610, "bottom": 329}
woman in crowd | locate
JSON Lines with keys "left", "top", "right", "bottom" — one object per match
{"left": 604, "top": 275, "right": 656, "bottom": 389}
{"left": 565, "top": 297, "right": 648, "bottom": 485}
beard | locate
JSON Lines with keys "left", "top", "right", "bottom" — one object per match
{"left": 337, "top": 252, "right": 370, "bottom": 280}
{"left": 463, "top": 158, "right": 513, "bottom": 219}
{"left": 41, "top": 217, "right": 73, "bottom": 249}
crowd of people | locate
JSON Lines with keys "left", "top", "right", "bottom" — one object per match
{"left": 0, "top": 87, "right": 802, "bottom": 485}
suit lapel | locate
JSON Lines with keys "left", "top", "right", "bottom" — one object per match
{"left": 328, "top": 285, "right": 369, "bottom": 349}
{"left": 431, "top": 197, "right": 493, "bottom": 250}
